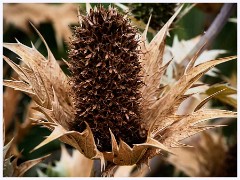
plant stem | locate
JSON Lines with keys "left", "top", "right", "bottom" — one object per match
{"left": 182, "top": 3, "right": 236, "bottom": 67}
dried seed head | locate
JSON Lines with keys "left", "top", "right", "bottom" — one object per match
{"left": 68, "top": 5, "right": 148, "bottom": 152}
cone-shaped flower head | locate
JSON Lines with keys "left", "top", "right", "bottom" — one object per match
{"left": 68, "top": 5, "right": 148, "bottom": 152}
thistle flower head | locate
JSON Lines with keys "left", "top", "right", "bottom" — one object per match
{"left": 3, "top": 4, "right": 237, "bottom": 176}
{"left": 68, "top": 5, "right": 147, "bottom": 152}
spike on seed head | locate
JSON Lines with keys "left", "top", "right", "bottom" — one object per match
{"left": 68, "top": 5, "right": 148, "bottom": 152}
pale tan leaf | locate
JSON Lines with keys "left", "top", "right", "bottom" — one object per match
{"left": 190, "top": 109, "right": 237, "bottom": 125}
{"left": 148, "top": 56, "right": 236, "bottom": 130}
{"left": 135, "top": 137, "right": 174, "bottom": 154}
{"left": 109, "top": 129, "right": 119, "bottom": 155}
{"left": 113, "top": 140, "right": 134, "bottom": 165}
{"left": 32, "top": 108, "right": 98, "bottom": 164}
{"left": 140, "top": 14, "right": 152, "bottom": 43}
{"left": 32, "top": 121, "right": 98, "bottom": 161}
{"left": 61, "top": 123, "right": 99, "bottom": 160}
{"left": 160, "top": 109, "right": 236, "bottom": 147}
{"left": 167, "top": 147, "right": 198, "bottom": 177}
{"left": 31, "top": 124, "right": 73, "bottom": 152}
{"left": 148, "top": 5, "right": 183, "bottom": 51}
{"left": 3, "top": 136, "right": 49, "bottom": 177}
{"left": 33, "top": 88, "right": 72, "bottom": 129}
{"left": 3, "top": 28, "right": 72, "bottom": 112}
{"left": 141, "top": 60, "right": 172, "bottom": 108}
{"left": 163, "top": 35, "right": 227, "bottom": 78}
{"left": 152, "top": 56, "right": 236, "bottom": 111}
{"left": 3, "top": 55, "right": 29, "bottom": 82}
{"left": 3, "top": 80, "right": 34, "bottom": 95}
{"left": 104, "top": 134, "right": 147, "bottom": 166}
{"left": 167, "top": 132, "right": 228, "bottom": 177}
{"left": 140, "top": 5, "right": 183, "bottom": 79}
{"left": 3, "top": 4, "right": 80, "bottom": 48}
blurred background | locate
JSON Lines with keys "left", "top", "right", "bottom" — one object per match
{"left": 3, "top": 3, "right": 237, "bottom": 177}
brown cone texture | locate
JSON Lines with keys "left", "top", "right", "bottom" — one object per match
{"left": 68, "top": 6, "right": 147, "bottom": 152}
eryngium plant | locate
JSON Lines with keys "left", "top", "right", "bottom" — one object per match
{"left": 68, "top": 6, "right": 148, "bottom": 152}
{"left": 3, "top": 5, "right": 237, "bottom": 175}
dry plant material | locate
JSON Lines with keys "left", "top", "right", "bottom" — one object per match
{"left": 163, "top": 35, "right": 227, "bottom": 79}
{"left": 3, "top": 3, "right": 80, "bottom": 48}
{"left": 3, "top": 119, "right": 49, "bottom": 177}
{"left": 167, "top": 132, "right": 236, "bottom": 177}
{"left": 68, "top": 5, "right": 147, "bottom": 152}
{"left": 3, "top": 5, "right": 237, "bottom": 176}
{"left": 3, "top": 139, "right": 49, "bottom": 177}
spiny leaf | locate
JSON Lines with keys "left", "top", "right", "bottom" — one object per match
{"left": 159, "top": 109, "right": 236, "bottom": 147}
{"left": 3, "top": 80, "right": 34, "bottom": 95}
{"left": 30, "top": 124, "right": 74, "bottom": 153}
{"left": 3, "top": 3, "right": 81, "bottom": 48}
{"left": 148, "top": 56, "right": 236, "bottom": 130}
{"left": 105, "top": 132, "right": 147, "bottom": 166}
{"left": 140, "top": 14, "right": 152, "bottom": 43}
{"left": 33, "top": 88, "right": 72, "bottom": 129}
{"left": 140, "top": 5, "right": 183, "bottom": 109}
{"left": 3, "top": 138, "right": 49, "bottom": 177}
{"left": 135, "top": 137, "right": 174, "bottom": 154}
{"left": 12, "top": 154, "right": 50, "bottom": 177}
{"left": 3, "top": 29, "right": 71, "bottom": 111}
{"left": 167, "top": 131, "right": 228, "bottom": 177}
